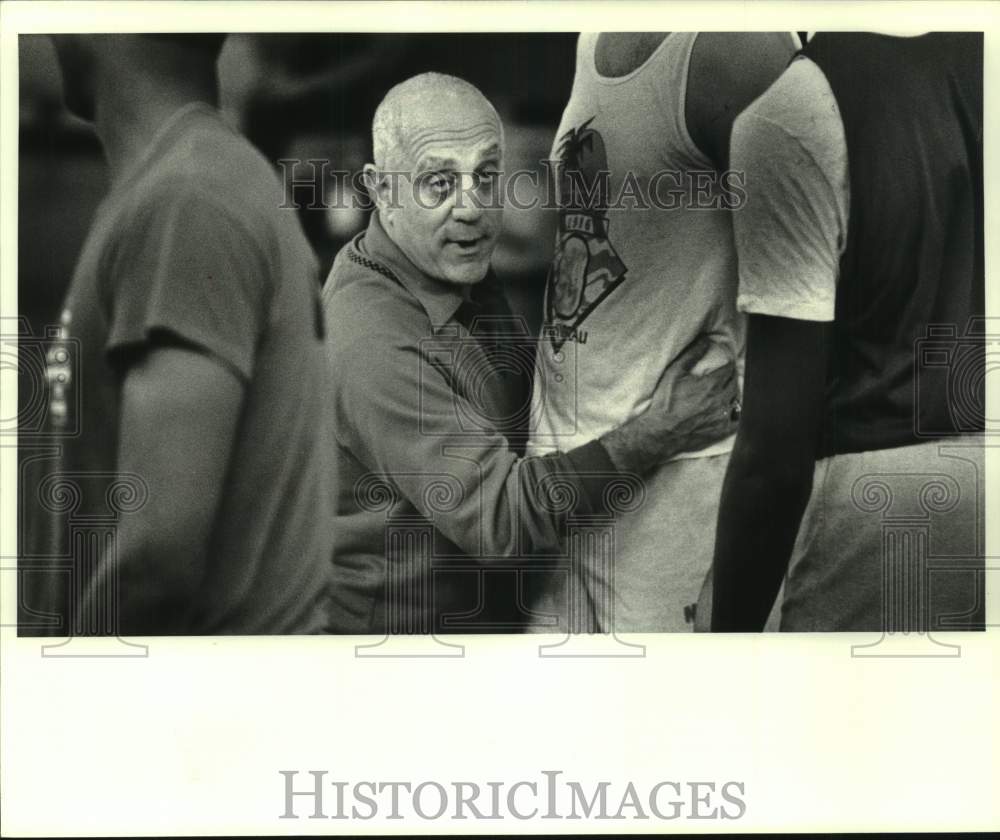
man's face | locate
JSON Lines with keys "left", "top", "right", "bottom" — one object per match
{"left": 378, "top": 98, "right": 504, "bottom": 286}
{"left": 49, "top": 35, "right": 98, "bottom": 122}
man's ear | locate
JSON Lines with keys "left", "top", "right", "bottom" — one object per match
{"left": 363, "top": 163, "right": 392, "bottom": 217}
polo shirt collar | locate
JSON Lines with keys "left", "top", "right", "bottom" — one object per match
{"left": 357, "top": 212, "right": 467, "bottom": 329}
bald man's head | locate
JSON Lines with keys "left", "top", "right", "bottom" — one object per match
{"left": 372, "top": 72, "right": 504, "bottom": 172}
{"left": 364, "top": 72, "right": 505, "bottom": 287}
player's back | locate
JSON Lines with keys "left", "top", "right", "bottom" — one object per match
{"left": 148, "top": 106, "right": 335, "bottom": 633}
{"left": 45, "top": 104, "right": 335, "bottom": 634}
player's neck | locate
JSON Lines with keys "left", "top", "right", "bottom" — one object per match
{"left": 94, "top": 71, "right": 216, "bottom": 183}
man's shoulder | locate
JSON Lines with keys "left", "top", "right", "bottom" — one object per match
{"left": 123, "top": 169, "right": 267, "bottom": 243}
{"left": 135, "top": 117, "right": 282, "bottom": 232}
{"left": 740, "top": 57, "right": 837, "bottom": 122}
{"left": 685, "top": 33, "right": 797, "bottom": 166}
{"left": 688, "top": 33, "right": 795, "bottom": 88}
{"left": 172, "top": 110, "right": 275, "bottom": 184}
{"left": 691, "top": 32, "right": 793, "bottom": 67}
{"left": 323, "top": 243, "right": 431, "bottom": 359}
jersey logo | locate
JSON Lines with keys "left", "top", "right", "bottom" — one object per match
{"left": 545, "top": 118, "right": 627, "bottom": 351}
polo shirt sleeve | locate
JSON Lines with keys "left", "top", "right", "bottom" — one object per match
{"left": 731, "top": 57, "right": 849, "bottom": 323}
{"left": 328, "top": 295, "right": 621, "bottom": 558}
{"left": 102, "top": 181, "right": 272, "bottom": 382}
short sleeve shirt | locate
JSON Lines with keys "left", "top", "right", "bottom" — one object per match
{"left": 24, "top": 104, "right": 335, "bottom": 635}
{"left": 731, "top": 57, "right": 850, "bottom": 323}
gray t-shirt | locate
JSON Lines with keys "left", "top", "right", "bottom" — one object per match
{"left": 27, "top": 104, "right": 335, "bottom": 634}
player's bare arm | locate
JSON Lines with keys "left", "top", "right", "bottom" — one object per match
{"left": 686, "top": 32, "right": 797, "bottom": 170}
{"left": 710, "top": 315, "right": 829, "bottom": 631}
{"left": 82, "top": 345, "right": 244, "bottom": 634}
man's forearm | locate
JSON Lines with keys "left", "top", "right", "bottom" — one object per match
{"left": 710, "top": 443, "right": 815, "bottom": 631}
{"left": 600, "top": 409, "right": 688, "bottom": 477}
{"left": 709, "top": 314, "right": 830, "bottom": 631}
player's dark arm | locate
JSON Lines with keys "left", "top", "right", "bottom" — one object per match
{"left": 81, "top": 345, "right": 244, "bottom": 634}
{"left": 686, "top": 32, "right": 797, "bottom": 170}
{"left": 710, "top": 314, "right": 829, "bottom": 631}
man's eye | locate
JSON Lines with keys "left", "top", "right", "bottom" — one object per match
{"left": 426, "top": 173, "right": 454, "bottom": 194}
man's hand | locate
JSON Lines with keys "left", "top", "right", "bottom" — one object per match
{"left": 649, "top": 335, "right": 740, "bottom": 452}
{"left": 601, "top": 335, "right": 740, "bottom": 476}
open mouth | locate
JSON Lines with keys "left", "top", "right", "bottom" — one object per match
{"left": 447, "top": 235, "right": 486, "bottom": 253}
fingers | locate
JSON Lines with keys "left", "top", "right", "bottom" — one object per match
{"left": 682, "top": 363, "right": 741, "bottom": 444}
{"left": 673, "top": 334, "right": 713, "bottom": 374}
{"left": 664, "top": 358, "right": 736, "bottom": 417}
{"left": 689, "top": 400, "right": 741, "bottom": 450}
{"left": 689, "top": 340, "right": 732, "bottom": 376}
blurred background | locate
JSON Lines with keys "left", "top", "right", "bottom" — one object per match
{"left": 18, "top": 33, "right": 578, "bottom": 338}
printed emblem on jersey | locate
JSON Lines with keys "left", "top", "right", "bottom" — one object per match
{"left": 545, "top": 118, "right": 627, "bottom": 351}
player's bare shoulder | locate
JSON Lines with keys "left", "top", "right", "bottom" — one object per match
{"left": 686, "top": 33, "right": 797, "bottom": 168}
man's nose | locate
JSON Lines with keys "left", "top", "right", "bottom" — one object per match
{"left": 450, "top": 172, "right": 485, "bottom": 222}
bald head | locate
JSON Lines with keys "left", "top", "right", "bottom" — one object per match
{"left": 372, "top": 72, "right": 503, "bottom": 171}
{"left": 364, "top": 73, "right": 505, "bottom": 287}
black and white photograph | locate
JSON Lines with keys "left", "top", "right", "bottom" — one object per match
{"left": 2, "top": 1, "right": 997, "bottom": 836}
{"left": 14, "top": 25, "right": 988, "bottom": 637}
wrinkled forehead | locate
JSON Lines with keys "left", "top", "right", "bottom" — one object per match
{"left": 398, "top": 94, "right": 503, "bottom": 170}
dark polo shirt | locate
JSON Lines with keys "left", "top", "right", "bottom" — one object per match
{"left": 323, "top": 213, "right": 623, "bottom": 635}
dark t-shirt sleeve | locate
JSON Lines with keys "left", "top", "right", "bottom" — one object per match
{"left": 103, "top": 182, "right": 272, "bottom": 381}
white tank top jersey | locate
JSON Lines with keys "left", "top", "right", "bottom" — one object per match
{"left": 529, "top": 32, "right": 744, "bottom": 459}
